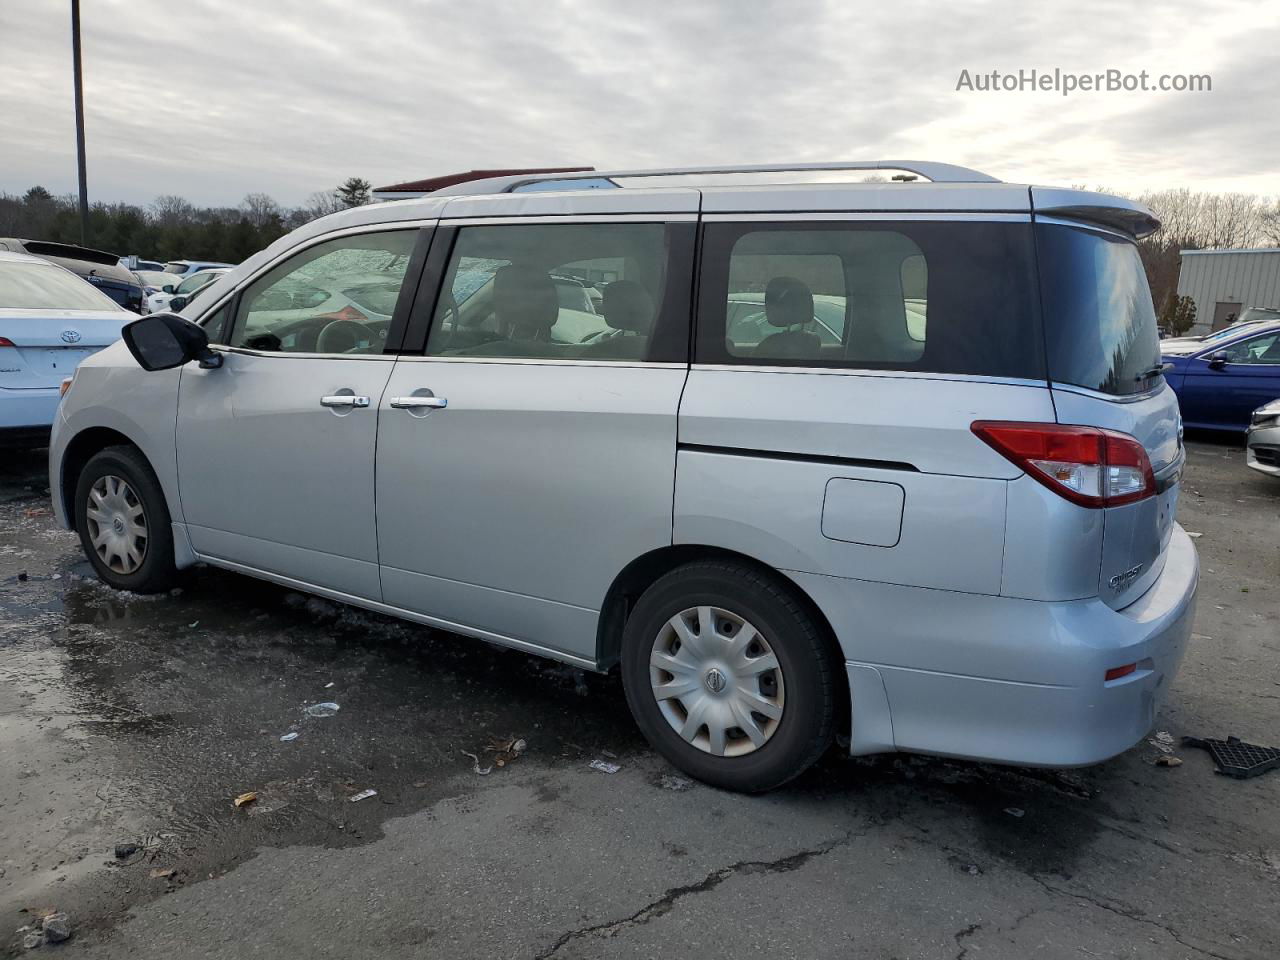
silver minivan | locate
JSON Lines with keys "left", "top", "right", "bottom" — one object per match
{"left": 49, "top": 162, "right": 1198, "bottom": 792}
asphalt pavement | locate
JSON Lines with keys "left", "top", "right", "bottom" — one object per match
{"left": 1, "top": 437, "right": 1277, "bottom": 958}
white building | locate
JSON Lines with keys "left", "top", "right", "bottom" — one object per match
{"left": 1177, "top": 248, "right": 1280, "bottom": 335}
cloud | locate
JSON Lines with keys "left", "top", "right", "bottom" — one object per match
{"left": 0, "top": 0, "right": 1275, "bottom": 208}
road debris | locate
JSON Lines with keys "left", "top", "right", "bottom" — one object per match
{"left": 324, "top": 682, "right": 335, "bottom": 688}
{"left": 279, "top": 732, "right": 299, "bottom": 742}
{"left": 233, "top": 791, "right": 258, "bottom": 808}
{"left": 149, "top": 867, "right": 175, "bottom": 879}
{"left": 1183, "top": 735, "right": 1280, "bottom": 779}
{"left": 1003, "top": 807, "right": 1025, "bottom": 818}
{"left": 1155, "top": 755, "right": 1184, "bottom": 768}
{"left": 658, "top": 774, "right": 693, "bottom": 791}
{"left": 41, "top": 912, "right": 72, "bottom": 943}
{"left": 1149, "top": 731, "right": 1176, "bottom": 754}
{"left": 349, "top": 789, "right": 378, "bottom": 803}
{"left": 113, "top": 842, "right": 139, "bottom": 859}
{"left": 590, "top": 759, "right": 621, "bottom": 775}
{"left": 1186, "top": 531, "right": 1203, "bottom": 539}
{"left": 304, "top": 702, "right": 340, "bottom": 718}
{"left": 461, "top": 751, "right": 492, "bottom": 776}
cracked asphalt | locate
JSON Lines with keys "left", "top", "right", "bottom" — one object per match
{"left": 1, "top": 436, "right": 1277, "bottom": 959}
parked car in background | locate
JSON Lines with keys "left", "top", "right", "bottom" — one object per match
{"left": 0, "top": 239, "right": 144, "bottom": 312}
{"left": 135, "top": 271, "right": 185, "bottom": 313}
{"left": 146, "top": 268, "right": 229, "bottom": 315}
{"left": 1163, "top": 320, "right": 1280, "bottom": 430}
{"left": 1245, "top": 399, "right": 1280, "bottom": 477}
{"left": 1161, "top": 317, "right": 1270, "bottom": 351}
{"left": 119, "top": 255, "right": 165, "bottom": 272}
{"left": 162, "top": 259, "right": 233, "bottom": 278}
{"left": 50, "top": 161, "right": 1197, "bottom": 793}
{"left": 0, "top": 251, "right": 131, "bottom": 444}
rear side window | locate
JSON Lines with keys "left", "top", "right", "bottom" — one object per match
{"left": 1037, "top": 224, "right": 1161, "bottom": 396}
{"left": 696, "top": 220, "right": 1043, "bottom": 379}
{"left": 0, "top": 261, "right": 122, "bottom": 311}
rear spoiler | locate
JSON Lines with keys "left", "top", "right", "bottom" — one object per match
{"left": 19, "top": 239, "right": 121, "bottom": 265}
{"left": 1030, "top": 187, "right": 1161, "bottom": 240}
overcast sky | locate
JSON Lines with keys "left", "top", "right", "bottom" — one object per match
{"left": 1, "top": 0, "right": 1276, "bottom": 209}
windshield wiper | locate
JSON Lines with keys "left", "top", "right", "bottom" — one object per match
{"left": 1136, "top": 363, "right": 1170, "bottom": 382}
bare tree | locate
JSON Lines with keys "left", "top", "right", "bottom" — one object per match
{"left": 150, "top": 194, "right": 196, "bottom": 226}
{"left": 304, "top": 190, "right": 346, "bottom": 220}
{"left": 241, "top": 192, "right": 282, "bottom": 229}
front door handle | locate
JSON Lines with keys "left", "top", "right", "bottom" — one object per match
{"left": 390, "top": 396, "right": 447, "bottom": 410}
{"left": 320, "top": 395, "right": 370, "bottom": 408}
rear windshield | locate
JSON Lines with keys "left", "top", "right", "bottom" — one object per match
{"left": 695, "top": 220, "right": 1044, "bottom": 379}
{"left": 1037, "top": 224, "right": 1161, "bottom": 396}
{"left": 0, "top": 261, "right": 122, "bottom": 311}
{"left": 163, "top": 262, "right": 189, "bottom": 274}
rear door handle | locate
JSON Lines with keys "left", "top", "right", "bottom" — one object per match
{"left": 320, "top": 395, "right": 370, "bottom": 408}
{"left": 390, "top": 396, "right": 447, "bottom": 409}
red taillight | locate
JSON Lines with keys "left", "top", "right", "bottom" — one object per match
{"left": 971, "top": 421, "right": 1156, "bottom": 508}
{"left": 0, "top": 336, "right": 15, "bottom": 347}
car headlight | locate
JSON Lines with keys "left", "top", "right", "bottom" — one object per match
{"left": 1251, "top": 400, "right": 1280, "bottom": 427}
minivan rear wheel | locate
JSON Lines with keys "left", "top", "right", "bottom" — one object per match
{"left": 75, "top": 445, "right": 176, "bottom": 593}
{"left": 621, "top": 560, "right": 836, "bottom": 792}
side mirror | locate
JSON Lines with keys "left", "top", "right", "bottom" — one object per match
{"left": 169, "top": 294, "right": 188, "bottom": 311}
{"left": 121, "top": 312, "right": 222, "bottom": 371}
{"left": 161, "top": 284, "right": 175, "bottom": 294}
{"left": 1207, "top": 351, "right": 1230, "bottom": 370}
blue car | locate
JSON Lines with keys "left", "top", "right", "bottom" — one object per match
{"left": 1163, "top": 320, "right": 1280, "bottom": 430}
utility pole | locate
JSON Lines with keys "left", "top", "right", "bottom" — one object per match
{"left": 71, "top": 0, "right": 89, "bottom": 245}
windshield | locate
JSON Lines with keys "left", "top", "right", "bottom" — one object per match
{"left": 1238, "top": 307, "right": 1280, "bottom": 325}
{"left": 0, "top": 260, "right": 123, "bottom": 311}
{"left": 163, "top": 262, "right": 190, "bottom": 274}
{"left": 136, "top": 270, "right": 177, "bottom": 286}
{"left": 177, "top": 271, "right": 219, "bottom": 295}
{"left": 1038, "top": 224, "right": 1161, "bottom": 396}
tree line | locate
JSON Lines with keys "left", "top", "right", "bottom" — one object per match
{"left": 1131, "top": 188, "right": 1280, "bottom": 334}
{"left": 0, "top": 177, "right": 373, "bottom": 266}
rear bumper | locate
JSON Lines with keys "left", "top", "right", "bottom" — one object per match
{"left": 791, "top": 525, "right": 1199, "bottom": 766}
{"left": 0, "top": 386, "right": 60, "bottom": 433}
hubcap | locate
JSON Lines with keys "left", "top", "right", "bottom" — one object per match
{"left": 649, "top": 605, "right": 785, "bottom": 758}
{"left": 85, "top": 475, "right": 148, "bottom": 575}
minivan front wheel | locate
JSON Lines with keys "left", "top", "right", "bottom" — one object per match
{"left": 621, "top": 561, "right": 836, "bottom": 792}
{"left": 75, "top": 446, "right": 176, "bottom": 593}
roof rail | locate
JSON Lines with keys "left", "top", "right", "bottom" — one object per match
{"left": 429, "top": 161, "right": 1000, "bottom": 196}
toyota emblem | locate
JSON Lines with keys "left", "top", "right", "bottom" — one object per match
{"left": 60, "top": 329, "right": 82, "bottom": 344}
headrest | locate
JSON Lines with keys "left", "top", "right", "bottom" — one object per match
{"left": 493, "top": 265, "right": 558, "bottom": 336}
{"left": 601, "top": 280, "right": 655, "bottom": 333}
{"left": 764, "top": 276, "right": 814, "bottom": 329}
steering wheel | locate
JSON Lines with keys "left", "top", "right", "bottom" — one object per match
{"left": 316, "top": 317, "right": 379, "bottom": 354}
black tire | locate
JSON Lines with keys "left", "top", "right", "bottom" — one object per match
{"left": 74, "top": 445, "right": 176, "bottom": 593}
{"left": 621, "top": 560, "right": 837, "bottom": 792}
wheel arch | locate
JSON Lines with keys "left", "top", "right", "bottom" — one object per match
{"left": 58, "top": 426, "right": 139, "bottom": 523}
{"left": 596, "top": 545, "right": 850, "bottom": 725}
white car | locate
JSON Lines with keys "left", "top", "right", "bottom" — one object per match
{"left": 135, "top": 270, "right": 184, "bottom": 314}
{"left": 145, "top": 268, "right": 229, "bottom": 315}
{"left": 162, "top": 259, "right": 233, "bottom": 277}
{"left": 0, "top": 251, "right": 131, "bottom": 443}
